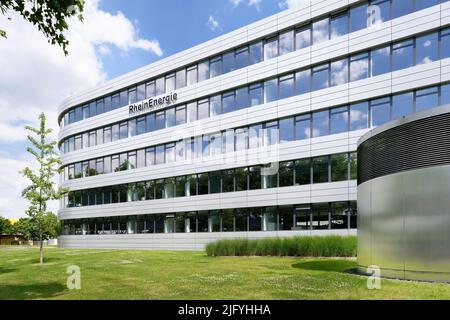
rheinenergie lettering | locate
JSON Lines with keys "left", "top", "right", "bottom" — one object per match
{"left": 129, "top": 92, "right": 177, "bottom": 115}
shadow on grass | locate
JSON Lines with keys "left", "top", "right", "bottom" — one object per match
{"left": 0, "top": 282, "right": 66, "bottom": 300}
{"left": 292, "top": 260, "right": 357, "bottom": 273}
{"left": 0, "top": 267, "right": 17, "bottom": 274}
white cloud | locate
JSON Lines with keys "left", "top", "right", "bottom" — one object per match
{"left": 230, "top": 0, "right": 262, "bottom": 11}
{"left": 0, "top": 0, "right": 164, "bottom": 218}
{"left": 279, "top": 0, "right": 309, "bottom": 9}
{"left": 207, "top": 15, "right": 221, "bottom": 32}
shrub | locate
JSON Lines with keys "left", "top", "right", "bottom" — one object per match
{"left": 205, "top": 236, "right": 357, "bottom": 257}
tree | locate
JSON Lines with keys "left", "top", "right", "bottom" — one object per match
{"left": 13, "top": 216, "right": 60, "bottom": 242}
{"left": 21, "top": 113, "right": 67, "bottom": 264}
{"left": 0, "top": 216, "right": 13, "bottom": 234}
{"left": 0, "top": 0, "right": 84, "bottom": 55}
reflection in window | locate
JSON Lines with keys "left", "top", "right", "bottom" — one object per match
{"left": 392, "top": 92, "right": 413, "bottom": 119}
{"left": 249, "top": 83, "right": 263, "bottom": 106}
{"left": 198, "top": 61, "right": 209, "bottom": 82}
{"left": 235, "top": 46, "right": 249, "bottom": 69}
{"left": 330, "top": 106, "right": 349, "bottom": 134}
{"left": 416, "top": 32, "right": 438, "bottom": 65}
{"left": 370, "top": 0, "right": 391, "bottom": 26}
{"left": 330, "top": 13, "right": 348, "bottom": 39}
{"left": 279, "top": 74, "right": 294, "bottom": 99}
{"left": 331, "top": 153, "right": 348, "bottom": 182}
{"left": 264, "top": 79, "right": 278, "bottom": 103}
{"left": 392, "top": 40, "right": 414, "bottom": 71}
{"left": 350, "top": 52, "right": 369, "bottom": 81}
{"left": 295, "top": 115, "right": 311, "bottom": 140}
{"left": 331, "top": 59, "right": 348, "bottom": 86}
{"left": 312, "top": 18, "right": 329, "bottom": 44}
{"left": 392, "top": 0, "right": 413, "bottom": 19}
{"left": 350, "top": 3, "right": 368, "bottom": 33}
{"left": 371, "top": 46, "right": 391, "bottom": 77}
{"left": 442, "top": 29, "right": 450, "bottom": 59}
{"left": 296, "top": 69, "right": 311, "bottom": 95}
{"left": 371, "top": 97, "right": 391, "bottom": 126}
{"left": 279, "top": 30, "right": 294, "bottom": 55}
{"left": 312, "top": 64, "right": 330, "bottom": 91}
{"left": 249, "top": 42, "right": 263, "bottom": 65}
{"left": 350, "top": 102, "right": 369, "bottom": 131}
{"left": 416, "top": 87, "right": 439, "bottom": 112}
{"left": 312, "top": 110, "right": 329, "bottom": 138}
{"left": 295, "top": 26, "right": 311, "bottom": 50}
{"left": 210, "top": 56, "right": 222, "bottom": 78}
{"left": 222, "top": 52, "right": 235, "bottom": 74}
{"left": 313, "top": 156, "right": 329, "bottom": 184}
{"left": 279, "top": 117, "right": 294, "bottom": 143}
{"left": 264, "top": 37, "right": 278, "bottom": 60}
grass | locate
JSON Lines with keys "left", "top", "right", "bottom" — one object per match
{"left": 205, "top": 236, "right": 357, "bottom": 257}
{"left": 1, "top": 247, "right": 450, "bottom": 300}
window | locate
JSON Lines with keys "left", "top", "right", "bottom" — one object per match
{"left": 75, "top": 106, "right": 83, "bottom": 122}
{"left": 416, "top": 87, "right": 439, "bottom": 112}
{"left": 197, "top": 99, "right": 209, "bottom": 120}
{"left": 197, "top": 173, "right": 208, "bottom": 195}
{"left": 371, "top": 97, "right": 391, "bottom": 126}
{"left": 330, "top": 12, "right": 348, "bottom": 39}
{"left": 312, "top": 203, "right": 329, "bottom": 230}
{"left": 88, "top": 131, "right": 96, "bottom": 148}
{"left": 350, "top": 102, "right": 369, "bottom": 130}
{"left": 331, "top": 58, "right": 348, "bottom": 86}
{"left": 120, "top": 90, "right": 128, "bottom": 107}
{"left": 119, "top": 122, "right": 128, "bottom": 139}
{"left": 248, "top": 166, "right": 261, "bottom": 190}
{"left": 295, "top": 26, "right": 311, "bottom": 50}
{"left": 210, "top": 56, "right": 222, "bottom": 78}
{"left": 249, "top": 83, "right": 263, "bottom": 106}
{"left": 146, "top": 114, "right": 154, "bottom": 132}
{"left": 312, "top": 64, "right": 330, "bottom": 91}
{"left": 104, "top": 96, "right": 111, "bottom": 112}
{"left": 128, "top": 119, "right": 137, "bottom": 137}
{"left": 176, "top": 69, "right": 186, "bottom": 89}
{"left": 442, "top": 29, "right": 450, "bottom": 59}
{"left": 128, "top": 87, "right": 137, "bottom": 104}
{"left": 264, "top": 78, "right": 278, "bottom": 103}
{"left": 392, "top": 0, "right": 413, "bottom": 19}
{"left": 296, "top": 159, "right": 311, "bottom": 185}
{"left": 155, "top": 180, "right": 164, "bottom": 200}
{"left": 165, "top": 74, "right": 176, "bottom": 92}
{"left": 264, "top": 121, "right": 278, "bottom": 146}
{"left": 96, "top": 99, "right": 104, "bottom": 114}
{"left": 198, "top": 61, "right": 209, "bottom": 82}
{"left": 350, "top": 52, "right": 369, "bottom": 81}
{"left": 295, "top": 114, "right": 311, "bottom": 140}
{"left": 279, "top": 161, "right": 294, "bottom": 187}
{"left": 264, "top": 37, "right": 278, "bottom": 60}
{"left": 111, "top": 93, "right": 120, "bottom": 109}
{"left": 104, "top": 156, "right": 111, "bottom": 174}
{"left": 295, "top": 69, "right": 311, "bottom": 95}
{"left": 119, "top": 153, "right": 128, "bottom": 171}
{"left": 371, "top": 46, "right": 391, "bottom": 77}
{"left": 392, "top": 92, "right": 414, "bottom": 119}
{"left": 249, "top": 124, "right": 262, "bottom": 149}
{"left": 235, "top": 168, "right": 247, "bottom": 191}
{"left": 279, "top": 30, "right": 294, "bottom": 55}
{"left": 222, "top": 92, "right": 235, "bottom": 114}
{"left": 146, "top": 81, "right": 156, "bottom": 98}
{"left": 249, "top": 41, "right": 263, "bottom": 64}
{"left": 279, "top": 117, "right": 294, "bottom": 143}
{"left": 331, "top": 153, "right": 348, "bottom": 182}
{"left": 164, "top": 178, "right": 175, "bottom": 199}
{"left": 350, "top": 152, "right": 357, "bottom": 180}
{"left": 392, "top": 40, "right": 414, "bottom": 71}
{"left": 370, "top": 0, "right": 391, "bottom": 26}
{"left": 313, "top": 156, "right": 329, "bottom": 183}
{"left": 279, "top": 74, "right": 295, "bottom": 99}
{"left": 330, "top": 106, "right": 349, "bottom": 134}
{"left": 175, "top": 176, "right": 186, "bottom": 197}
{"left": 127, "top": 152, "right": 136, "bottom": 170}
{"left": 312, "top": 110, "right": 329, "bottom": 137}
{"left": 75, "top": 135, "right": 82, "bottom": 150}
{"left": 416, "top": 32, "right": 438, "bottom": 65}
{"left": 415, "top": 0, "right": 439, "bottom": 11}
{"left": 235, "top": 128, "right": 248, "bottom": 151}
{"left": 175, "top": 106, "right": 186, "bottom": 125}
{"left": 296, "top": 206, "right": 312, "bottom": 230}
{"left": 165, "top": 108, "right": 175, "bottom": 128}
{"left": 235, "top": 46, "right": 249, "bottom": 69}
{"left": 155, "top": 145, "right": 165, "bottom": 165}
{"left": 188, "top": 102, "right": 197, "bottom": 122}
{"left": 187, "top": 65, "right": 198, "bottom": 86}
{"left": 236, "top": 87, "right": 249, "bottom": 110}
{"left": 209, "top": 172, "right": 221, "bottom": 194}
{"left": 176, "top": 140, "right": 186, "bottom": 161}
{"left": 136, "top": 116, "right": 146, "bottom": 135}
{"left": 137, "top": 84, "right": 145, "bottom": 101}
{"left": 155, "top": 111, "right": 165, "bottom": 130}
{"left": 155, "top": 77, "right": 165, "bottom": 96}
{"left": 222, "top": 169, "right": 235, "bottom": 193}
{"left": 165, "top": 143, "right": 175, "bottom": 164}
{"left": 111, "top": 155, "right": 119, "bottom": 173}
{"left": 312, "top": 18, "right": 329, "bottom": 45}
{"left": 222, "top": 52, "right": 235, "bottom": 74}
{"left": 441, "top": 83, "right": 450, "bottom": 105}
{"left": 137, "top": 150, "right": 145, "bottom": 168}
{"left": 248, "top": 208, "right": 262, "bottom": 231}
{"left": 350, "top": 3, "right": 368, "bottom": 32}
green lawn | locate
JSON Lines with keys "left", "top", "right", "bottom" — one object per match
{"left": 0, "top": 247, "right": 449, "bottom": 300}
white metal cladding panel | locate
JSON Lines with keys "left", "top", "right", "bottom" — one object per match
{"left": 58, "top": 229, "right": 357, "bottom": 250}
{"left": 60, "top": 59, "right": 450, "bottom": 167}
{"left": 60, "top": 136, "right": 360, "bottom": 191}
{"left": 58, "top": 182, "right": 357, "bottom": 221}
{"left": 58, "top": 3, "right": 449, "bottom": 117}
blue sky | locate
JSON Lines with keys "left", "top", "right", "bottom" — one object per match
{"left": 0, "top": 0, "right": 298, "bottom": 219}
{"left": 99, "top": 0, "right": 285, "bottom": 79}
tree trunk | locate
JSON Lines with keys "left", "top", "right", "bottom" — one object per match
{"left": 39, "top": 236, "right": 44, "bottom": 265}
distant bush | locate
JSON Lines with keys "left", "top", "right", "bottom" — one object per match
{"left": 205, "top": 236, "right": 357, "bottom": 257}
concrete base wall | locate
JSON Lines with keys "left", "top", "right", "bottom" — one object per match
{"left": 59, "top": 229, "right": 356, "bottom": 251}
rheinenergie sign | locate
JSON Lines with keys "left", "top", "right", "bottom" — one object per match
{"left": 128, "top": 92, "right": 178, "bottom": 115}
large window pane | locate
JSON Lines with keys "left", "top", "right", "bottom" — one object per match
{"left": 176, "top": 69, "right": 186, "bottom": 89}
{"left": 312, "top": 64, "right": 330, "bottom": 91}
{"left": 295, "top": 26, "right": 311, "bottom": 50}
{"left": 295, "top": 69, "right": 311, "bottom": 95}
{"left": 312, "top": 203, "right": 329, "bottom": 230}
{"left": 249, "top": 42, "right": 263, "bottom": 65}
{"left": 370, "top": 0, "right": 391, "bottom": 26}
{"left": 312, "top": 110, "right": 329, "bottom": 137}
{"left": 350, "top": 3, "right": 368, "bottom": 33}
{"left": 415, "top": 0, "right": 439, "bottom": 11}
{"left": 234, "top": 209, "right": 247, "bottom": 232}
{"left": 350, "top": 102, "right": 369, "bottom": 130}
{"left": 416, "top": 32, "right": 438, "bottom": 65}
{"left": 279, "top": 205, "right": 294, "bottom": 231}
{"left": 175, "top": 106, "right": 186, "bottom": 126}
{"left": 279, "top": 161, "right": 294, "bottom": 187}
{"left": 331, "top": 153, "right": 348, "bottom": 182}
{"left": 210, "top": 56, "right": 222, "bottom": 78}
{"left": 371, "top": 46, "right": 391, "bottom": 77}
{"left": 295, "top": 206, "right": 312, "bottom": 230}
{"left": 155, "top": 77, "right": 165, "bottom": 96}
{"left": 222, "top": 92, "right": 235, "bottom": 114}
{"left": 441, "top": 83, "right": 450, "bottom": 105}
{"left": 248, "top": 208, "right": 262, "bottom": 231}
{"left": 249, "top": 83, "right": 263, "bottom": 106}
{"left": 416, "top": 87, "right": 439, "bottom": 112}
{"left": 235, "top": 47, "right": 249, "bottom": 69}
{"left": 392, "top": 92, "right": 414, "bottom": 119}
{"left": 264, "top": 37, "right": 278, "bottom": 60}
{"left": 197, "top": 99, "right": 209, "bottom": 120}
{"left": 330, "top": 13, "right": 348, "bottom": 39}
{"left": 392, "top": 40, "right": 414, "bottom": 71}
{"left": 350, "top": 52, "right": 369, "bottom": 82}
{"left": 295, "top": 114, "right": 311, "bottom": 140}
{"left": 331, "top": 58, "right": 348, "bottom": 86}
{"left": 236, "top": 87, "right": 249, "bottom": 110}
{"left": 392, "top": 0, "right": 413, "bottom": 19}
{"left": 198, "top": 61, "right": 210, "bottom": 82}
{"left": 264, "top": 78, "right": 278, "bottom": 103}
{"left": 330, "top": 106, "right": 349, "bottom": 134}
{"left": 312, "top": 18, "right": 329, "bottom": 45}
{"left": 222, "top": 52, "right": 235, "bottom": 74}
{"left": 279, "top": 117, "right": 294, "bottom": 143}
{"left": 279, "top": 30, "right": 294, "bottom": 55}
{"left": 235, "top": 168, "right": 247, "bottom": 191}
{"left": 209, "top": 172, "right": 221, "bottom": 194}
{"left": 371, "top": 97, "right": 391, "bottom": 126}
{"left": 442, "top": 29, "right": 450, "bottom": 59}
{"left": 187, "top": 66, "right": 198, "bottom": 86}
{"left": 313, "top": 156, "right": 329, "bottom": 184}
{"left": 279, "top": 74, "right": 295, "bottom": 99}
{"left": 165, "top": 74, "right": 175, "bottom": 93}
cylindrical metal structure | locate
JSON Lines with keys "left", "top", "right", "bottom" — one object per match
{"left": 357, "top": 105, "right": 450, "bottom": 282}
